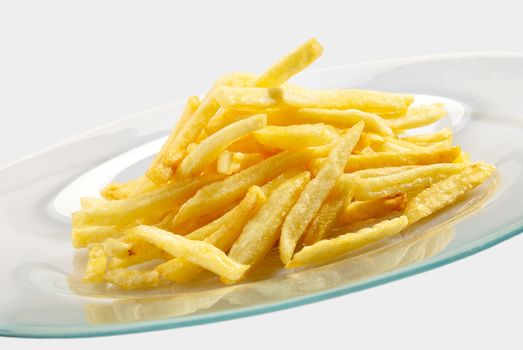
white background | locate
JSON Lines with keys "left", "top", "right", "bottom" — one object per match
{"left": 1, "top": 1, "right": 522, "bottom": 349}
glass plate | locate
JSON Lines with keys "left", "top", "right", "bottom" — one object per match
{"left": 2, "top": 53, "right": 523, "bottom": 338}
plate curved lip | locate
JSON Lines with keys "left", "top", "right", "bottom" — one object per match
{"left": 2, "top": 52, "right": 523, "bottom": 338}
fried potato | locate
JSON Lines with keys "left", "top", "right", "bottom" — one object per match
{"left": 101, "top": 175, "right": 157, "bottom": 200}
{"left": 225, "top": 172, "right": 310, "bottom": 283}
{"left": 381, "top": 137, "right": 427, "bottom": 152}
{"left": 215, "top": 87, "right": 413, "bottom": 116}
{"left": 226, "top": 134, "right": 278, "bottom": 154}
{"left": 217, "top": 151, "right": 266, "bottom": 175}
{"left": 156, "top": 186, "right": 265, "bottom": 283}
{"left": 104, "top": 269, "right": 159, "bottom": 290}
{"left": 176, "top": 114, "right": 267, "bottom": 178}
{"left": 279, "top": 122, "right": 364, "bottom": 264}
{"left": 73, "top": 174, "right": 223, "bottom": 227}
{"left": 205, "top": 110, "right": 254, "bottom": 135}
{"left": 173, "top": 150, "right": 312, "bottom": 225}
{"left": 400, "top": 128, "right": 452, "bottom": 144}
{"left": 126, "top": 225, "right": 249, "bottom": 281}
{"left": 287, "top": 216, "right": 408, "bottom": 268}
{"left": 348, "top": 166, "right": 419, "bottom": 179}
{"left": 301, "top": 175, "right": 352, "bottom": 246}
{"left": 252, "top": 124, "right": 338, "bottom": 150}
{"left": 339, "top": 193, "right": 407, "bottom": 224}
{"left": 405, "top": 163, "right": 495, "bottom": 223}
{"left": 353, "top": 133, "right": 372, "bottom": 154}
{"left": 352, "top": 163, "right": 466, "bottom": 200}
{"left": 108, "top": 245, "right": 163, "bottom": 269}
{"left": 83, "top": 244, "right": 107, "bottom": 283}
{"left": 72, "top": 226, "right": 124, "bottom": 249}
{"left": 267, "top": 108, "right": 393, "bottom": 136}
{"left": 255, "top": 38, "right": 323, "bottom": 87}
{"left": 387, "top": 103, "right": 446, "bottom": 130}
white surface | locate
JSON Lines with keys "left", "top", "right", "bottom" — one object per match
{"left": 0, "top": 0, "right": 521, "bottom": 348}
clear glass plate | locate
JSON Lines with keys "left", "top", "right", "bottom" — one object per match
{"left": 2, "top": 53, "right": 523, "bottom": 338}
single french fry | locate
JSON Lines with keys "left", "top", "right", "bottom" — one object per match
{"left": 108, "top": 245, "right": 163, "bottom": 269}
{"left": 73, "top": 174, "right": 223, "bottom": 227}
{"left": 206, "top": 110, "right": 254, "bottom": 135}
{"left": 253, "top": 124, "right": 338, "bottom": 150}
{"left": 104, "top": 269, "right": 159, "bottom": 290}
{"left": 102, "top": 238, "right": 133, "bottom": 259}
{"left": 176, "top": 114, "right": 267, "bottom": 178}
{"left": 352, "top": 163, "right": 467, "bottom": 200}
{"left": 145, "top": 96, "right": 201, "bottom": 184}
{"left": 83, "top": 244, "right": 107, "bottom": 283}
{"left": 339, "top": 193, "right": 407, "bottom": 224}
{"left": 126, "top": 225, "right": 249, "bottom": 281}
{"left": 173, "top": 150, "right": 312, "bottom": 225}
{"left": 400, "top": 128, "right": 452, "bottom": 144}
{"left": 225, "top": 172, "right": 311, "bottom": 283}
{"left": 387, "top": 103, "right": 446, "bottom": 130}
{"left": 255, "top": 38, "right": 323, "bottom": 87}
{"left": 216, "top": 151, "right": 266, "bottom": 175}
{"left": 335, "top": 147, "right": 461, "bottom": 172}
{"left": 287, "top": 216, "right": 409, "bottom": 268}
{"left": 301, "top": 175, "right": 353, "bottom": 246}
{"left": 80, "top": 197, "right": 107, "bottom": 209}
{"left": 72, "top": 226, "right": 124, "bottom": 248}
{"left": 227, "top": 134, "right": 278, "bottom": 154}
{"left": 353, "top": 133, "right": 372, "bottom": 154}
{"left": 382, "top": 137, "right": 427, "bottom": 152}
{"left": 279, "top": 122, "right": 364, "bottom": 264}
{"left": 157, "top": 186, "right": 265, "bottom": 283}
{"left": 405, "top": 163, "right": 495, "bottom": 223}
{"left": 101, "top": 175, "right": 157, "bottom": 200}
{"left": 349, "top": 166, "right": 419, "bottom": 179}
{"left": 267, "top": 108, "right": 394, "bottom": 136}
{"left": 215, "top": 86, "right": 413, "bottom": 116}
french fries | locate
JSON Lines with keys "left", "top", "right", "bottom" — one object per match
{"left": 73, "top": 38, "right": 496, "bottom": 290}
{"left": 279, "top": 122, "right": 364, "bottom": 264}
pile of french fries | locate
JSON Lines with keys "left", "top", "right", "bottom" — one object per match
{"left": 72, "top": 38, "right": 496, "bottom": 290}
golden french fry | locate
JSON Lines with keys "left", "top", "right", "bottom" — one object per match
{"left": 387, "top": 103, "right": 446, "bottom": 130}
{"left": 102, "top": 238, "right": 132, "bottom": 259}
{"left": 352, "top": 163, "right": 466, "bottom": 200}
{"left": 83, "top": 244, "right": 107, "bottom": 283}
{"left": 279, "top": 122, "right": 364, "bottom": 264}
{"left": 226, "top": 134, "right": 278, "bottom": 154}
{"left": 453, "top": 150, "right": 471, "bottom": 164}
{"left": 341, "top": 147, "right": 461, "bottom": 172}
{"left": 145, "top": 96, "right": 201, "bottom": 184}
{"left": 353, "top": 133, "right": 372, "bottom": 154}
{"left": 176, "top": 114, "right": 267, "bottom": 178}
{"left": 349, "top": 166, "right": 419, "bottom": 179}
{"left": 173, "top": 150, "right": 312, "bottom": 225}
{"left": 252, "top": 124, "right": 338, "bottom": 150}
{"left": 225, "top": 172, "right": 311, "bottom": 283}
{"left": 126, "top": 225, "right": 249, "bottom": 281}
{"left": 101, "top": 175, "right": 157, "bottom": 200}
{"left": 301, "top": 175, "right": 353, "bottom": 246}
{"left": 259, "top": 167, "right": 306, "bottom": 195}
{"left": 217, "top": 151, "right": 266, "bottom": 175}
{"left": 104, "top": 269, "right": 159, "bottom": 290}
{"left": 400, "top": 128, "right": 452, "bottom": 144}
{"left": 73, "top": 174, "right": 223, "bottom": 227}
{"left": 80, "top": 197, "right": 107, "bottom": 209}
{"left": 215, "top": 87, "right": 413, "bottom": 116}
{"left": 339, "top": 193, "right": 407, "bottom": 224}
{"left": 108, "top": 245, "right": 163, "bottom": 269}
{"left": 287, "top": 216, "right": 409, "bottom": 268}
{"left": 255, "top": 38, "right": 323, "bottom": 87}
{"left": 205, "top": 110, "right": 254, "bottom": 135}
{"left": 72, "top": 226, "right": 124, "bottom": 249}
{"left": 405, "top": 163, "right": 495, "bottom": 223}
{"left": 156, "top": 186, "right": 266, "bottom": 283}
{"left": 267, "top": 108, "right": 393, "bottom": 136}
{"left": 381, "top": 137, "right": 427, "bottom": 152}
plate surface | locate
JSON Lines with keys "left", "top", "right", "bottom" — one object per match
{"left": 2, "top": 53, "right": 523, "bottom": 338}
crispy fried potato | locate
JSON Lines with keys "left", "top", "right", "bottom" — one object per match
{"left": 73, "top": 174, "right": 223, "bottom": 227}
{"left": 156, "top": 186, "right": 265, "bottom": 283}
{"left": 126, "top": 225, "right": 249, "bottom": 281}
{"left": 217, "top": 151, "right": 266, "bottom": 175}
{"left": 173, "top": 150, "right": 312, "bottom": 225}
{"left": 405, "top": 163, "right": 495, "bottom": 223}
{"left": 381, "top": 137, "right": 428, "bottom": 152}
{"left": 108, "top": 245, "right": 163, "bottom": 269}
{"left": 101, "top": 175, "right": 157, "bottom": 200}
{"left": 352, "top": 163, "right": 466, "bottom": 200}
{"left": 215, "top": 87, "right": 413, "bottom": 116}
{"left": 226, "top": 134, "right": 278, "bottom": 154}
{"left": 205, "top": 110, "right": 254, "bottom": 135}
{"left": 267, "top": 108, "right": 393, "bottom": 136}
{"left": 353, "top": 133, "right": 372, "bottom": 154}
{"left": 72, "top": 226, "right": 124, "bottom": 249}
{"left": 339, "top": 193, "right": 407, "bottom": 224}
{"left": 252, "top": 124, "right": 338, "bottom": 150}
{"left": 400, "top": 128, "right": 452, "bottom": 144}
{"left": 279, "top": 122, "right": 364, "bottom": 264}
{"left": 83, "top": 244, "right": 107, "bottom": 283}
{"left": 287, "top": 216, "right": 408, "bottom": 268}
{"left": 104, "top": 269, "right": 159, "bottom": 290}
{"left": 225, "top": 172, "right": 310, "bottom": 283}
{"left": 301, "top": 175, "right": 353, "bottom": 246}
{"left": 348, "top": 166, "right": 419, "bottom": 179}
{"left": 387, "top": 103, "right": 446, "bottom": 130}
{"left": 177, "top": 114, "right": 267, "bottom": 178}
